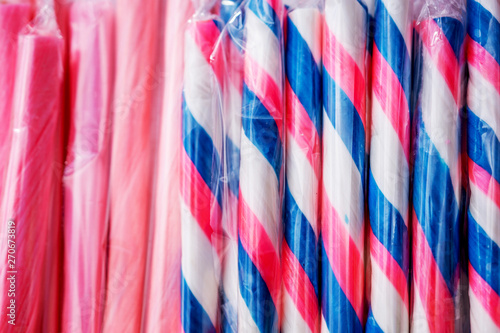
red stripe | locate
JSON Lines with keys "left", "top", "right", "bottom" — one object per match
{"left": 239, "top": 195, "right": 282, "bottom": 312}
{"left": 467, "top": 35, "right": 500, "bottom": 96}
{"left": 244, "top": 56, "right": 284, "bottom": 140}
{"left": 416, "top": 19, "right": 460, "bottom": 104}
{"left": 469, "top": 262, "right": 500, "bottom": 328}
{"left": 468, "top": 157, "right": 500, "bottom": 209}
{"left": 282, "top": 240, "right": 319, "bottom": 333}
{"left": 264, "top": 0, "right": 283, "bottom": 18}
{"left": 321, "top": 185, "right": 365, "bottom": 322}
{"left": 285, "top": 79, "right": 321, "bottom": 179}
{"left": 189, "top": 20, "right": 224, "bottom": 85}
{"left": 181, "top": 150, "right": 222, "bottom": 248}
{"left": 323, "top": 28, "right": 366, "bottom": 129}
{"left": 369, "top": 229, "right": 409, "bottom": 309}
{"left": 412, "top": 209, "right": 454, "bottom": 333}
{"left": 372, "top": 43, "right": 410, "bottom": 163}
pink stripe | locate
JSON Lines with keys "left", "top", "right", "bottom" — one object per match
{"left": 239, "top": 195, "right": 282, "bottom": 312}
{"left": 469, "top": 157, "right": 500, "bottom": 209}
{"left": 369, "top": 229, "right": 409, "bottom": 309}
{"left": 417, "top": 19, "right": 460, "bottom": 104}
{"left": 469, "top": 262, "right": 500, "bottom": 328}
{"left": 286, "top": 79, "right": 321, "bottom": 179}
{"left": 467, "top": 35, "right": 500, "bottom": 96}
{"left": 323, "top": 28, "right": 366, "bottom": 129}
{"left": 372, "top": 43, "right": 410, "bottom": 162}
{"left": 282, "top": 240, "right": 319, "bottom": 333}
{"left": 189, "top": 20, "right": 224, "bottom": 85}
{"left": 321, "top": 185, "right": 365, "bottom": 322}
{"left": 263, "top": 0, "right": 283, "bottom": 18}
{"left": 244, "top": 56, "right": 284, "bottom": 140}
{"left": 228, "top": 40, "right": 244, "bottom": 93}
{"left": 412, "top": 209, "right": 454, "bottom": 333}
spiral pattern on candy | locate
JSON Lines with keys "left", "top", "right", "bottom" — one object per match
{"left": 282, "top": 6, "right": 322, "bottom": 333}
{"left": 320, "top": 0, "right": 367, "bottom": 331}
{"left": 466, "top": 0, "right": 500, "bottom": 331}
{"left": 411, "top": 16, "right": 464, "bottom": 333}
{"left": 366, "top": 0, "right": 411, "bottom": 332}
{"left": 181, "top": 18, "right": 224, "bottom": 333}
{"left": 237, "top": 0, "right": 284, "bottom": 331}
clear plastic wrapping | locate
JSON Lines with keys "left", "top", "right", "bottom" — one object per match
{"left": 410, "top": 0, "right": 467, "bottom": 331}
{"left": 62, "top": 1, "right": 115, "bottom": 332}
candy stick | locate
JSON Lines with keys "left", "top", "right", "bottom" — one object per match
{"left": 102, "top": 0, "right": 159, "bottom": 330}
{"left": 282, "top": 5, "right": 321, "bottom": 333}
{"left": 466, "top": 0, "right": 500, "bottom": 331}
{"left": 0, "top": 2, "right": 31, "bottom": 209}
{"left": 320, "top": 0, "right": 366, "bottom": 331}
{"left": 0, "top": 10, "right": 63, "bottom": 331}
{"left": 62, "top": 1, "right": 114, "bottom": 332}
{"left": 366, "top": 0, "right": 411, "bottom": 332}
{"left": 238, "top": 0, "right": 284, "bottom": 331}
{"left": 411, "top": 16, "right": 464, "bottom": 333}
{"left": 180, "top": 16, "right": 224, "bottom": 333}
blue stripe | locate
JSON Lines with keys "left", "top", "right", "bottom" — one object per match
{"left": 373, "top": 0, "right": 412, "bottom": 109}
{"left": 226, "top": 137, "right": 240, "bottom": 198}
{"left": 221, "top": 0, "right": 243, "bottom": 23}
{"left": 182, "top": 95, "right": 223, "bottom": 206}
{"left": 322, "top": 69, "right": 366, "bottom": 180}
{"left": 238, "top": 238, "right": 278, "bottom": 333}
{"left": 468, "top": 212, "right": 500, "bottom": 296}
{"left": 242, "top": 83, "right": 283, "bottom": 179}
{"left": 368, "top": 170, "right": 409, "bottom": 273}
{"left": 468, "top": 0, "right": 500, "bottom": 66}
{"left": 413, "top": 110, "right": 460, "bottom": 295}
{"left": 284, "top": 183, "right": 319, "bottom": 297}
{"left": 467, "top": 108, "right": 500, "bottom": 185}
{"left": 221, "top": 289, "right": 237, "bottom": 333}
{"left": 247, "top": 0, "right": 281, "bottom": 39}
{"left": 320, "top": 237, "right": 363, "bottom": 333}
{"left": 365, "top": 308, "right": 384, "bottom": 333}
{"left": 432, "top": 17, "right": 464, "bottom": 60}
{"left": 181, "top": 273, "right": 216, "bottom": 333}
{"left": 285, "top": 15, "right": 322, "bottom": 136}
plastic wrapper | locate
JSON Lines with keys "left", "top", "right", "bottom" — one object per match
{"left": 321, "top": 0, "right": 367, "bottom": 331}
{"left": 0, "top": 2, "right": 31, "bottom": 205}
{"left": 0, "top": 5, "right": 64, "bottom": 331}
{"left": 61, "top": 1, "right": 115, "bottom": 332}
{"left": 465, "top": 0, "right": 500, "bottom": 331}
{"left": 366, "top": 0, "right": 412, "bottom": 332}
{"left": 102, "top": 0, "right": 159, "bottom": 330}
{"left": 281, "top": 1, "right": 321, "bottom": 333}
{"left": 411, "top": 1, "right": 467, "bottom": 331}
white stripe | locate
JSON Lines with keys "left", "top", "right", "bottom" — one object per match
{"left": 321, "top": 312, "right": 330, "bottom": 333}
{"left": 289, "top": 8, "right": 322, "bottom": 67}
{"left": 324, "top": 0, "right": 366, "bottom": 71}
{"left": 184, "top": 32, "right": 221, "bottom": 148}
{"left": 322, "top": 108, "right": 364, "bottom": 249}
{"left": 282, "top": 289, "right": 313, "bottom": 333}
{"left": 370, "top": 96, "right": 410, "bottom": 223}
{"left": 370, "top": 256, "right": 409, "bottom": 333}
{"left": 381, "top": 0, "right": 412, "bottom": 52}
{"left": 286, "top": 133, "right": 319, "bottom": 237}
{"left": 181, "top": 201, "right": 220, "bottom": 325}
{"left": 239, "top": 133, "right": 281, "bottom": 254}
{"left": 226, "top": 82, "right": 243, "bottom": 147}
{"left": 467, "top": 64, "right": 500, "bottom": 142}
{"left": 410, "top": 283, "right": 431, "bottom": 333}
{"left": 246, "top": 9, "right": 282, "bottom": 88}
{"left": 469, "top": 181, "right": 500, "bottom": 246}
{"left": 469, "top": 286, "right": 500, "bottom": 333}
{"left": 238, "top": 293, "right": 260, "bottom": 333}
{"left": 222, "top": 237, "right": 239, "bottom": 328}
{"left": 420, "top": 47, "right": 461, "bottom": 203}
{"left": 477, "top": 0, "right": 500, "bottom": 23}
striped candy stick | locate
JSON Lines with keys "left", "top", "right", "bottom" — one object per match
{"left": 282, "top": 5, "right": 322, "bottom": 333}
{"left": 411, "top": 16, "right": 465, "bottom": 333}
{"left": 237, "top": 0, "right": 284, "bottom": 331}
{"left": 366, "top": 0, "right": 412, "bottom": 332}
{"left": 466, "top": 0, "right": 500, "bottom": 331}
{"left": 181, "top": 17, "right": 224, "bottom": 333}
{"left": 320, "top": 0, "right": 367, "bottom": 332}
